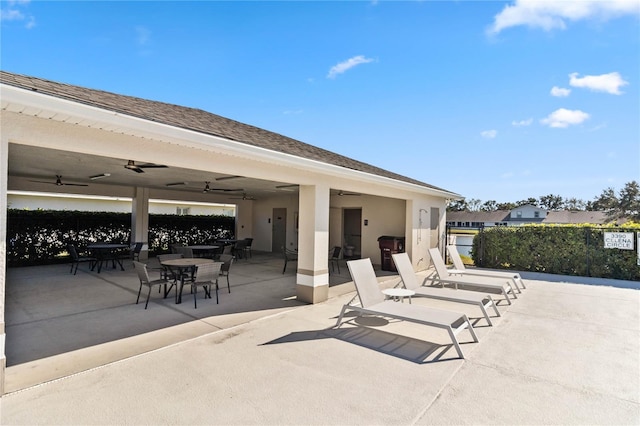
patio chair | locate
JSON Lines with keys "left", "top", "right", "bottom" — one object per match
{"left": 233, "top": 239, "right": 248, "bottom": 260}
{"left": 219, "top": 254, "right": 234, "bottom": 293}
{"left": 244, "top": 238, "right": 254, "bottom": 258}
{"left": 282, "top": 247, "right": 298, "bottom": 274}
{"left": 134, "top": 261, "right": 171, "bottom": 309}
{"left": 67, "top": 244, "right": 97, "bottom": 275}
{"left": 428, "top": 248, "right": 517, "bottom": 305}
{"left": 156, "top": 253, "right": 184, "bottom": 283}
{"left": 329, "top": 246, "right": 342, "bottom": 274}
{"left": 189, "top": 262, "right": 223, "bottom": 308}
{"left": 447, "top": 245, "right": 526, "bottom": 291}
{"left": 392, "top": 252, "right": 500, "bottom": 326}
{"left": 335, "top": 258, "right": 479, "bottom": 359}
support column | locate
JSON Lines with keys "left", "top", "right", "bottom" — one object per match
{"left": 296, "top": 184, "right": 330, "bottom": 304}
{"left": 131, "top": 187, "right": 150, "bottom": 261}
{"left": 0, "top": 134, "right": 8, "bottom": 395}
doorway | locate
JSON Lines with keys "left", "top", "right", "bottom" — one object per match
{"left": 271, "top": 208, "right": 287, "bottom": 252}
{"left": 343, "top": 208, "right": 362, "bottom": 259}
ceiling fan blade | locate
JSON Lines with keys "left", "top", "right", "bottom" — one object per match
{"left": 166, "top": 182, "right": 189, "bottom": 187}
{"left": 208, "top": 188, "right": 244, "bottom": 192}
{"left": 216, "top": 175, "right": 243, "bottom": 181}
{"left": 30, "top": 176, "right": 88, "bottom": 186}
{"left": 63, "top": 182, "right": 89, "bottom": 187}
{"left": 125, "top": 160, "right": 167, "bottom": 173}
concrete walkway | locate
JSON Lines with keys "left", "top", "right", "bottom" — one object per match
{"left": 1, "top": 266, "right": 639, "bottom": 424}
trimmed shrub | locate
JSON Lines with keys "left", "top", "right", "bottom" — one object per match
{"left": 472, "top": 223, "right": 640, "bottom": 281}
{"left": 6, "top": 209, "right": 235, "bottom": 266}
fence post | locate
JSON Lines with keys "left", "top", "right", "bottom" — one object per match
{"left": 585, "top": 227, "right": 591, "bottom": 277}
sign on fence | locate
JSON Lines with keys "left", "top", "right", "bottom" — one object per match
{"left": 604, "top": 232, "right": 634, "bottom": 250}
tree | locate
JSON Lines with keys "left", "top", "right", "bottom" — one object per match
{"left": 447, "top": 199, "right": 468, "bottom": 212}
{"left": 516, "top": 197, "right": 538, "bottom": 207}
{"left": 588, "top": 181, "right": 640, "bottom": 222}
{"left": 481, "top": 200, "right": 497, "bottom": 212}
{"left": 618, "top": 181, "right": 640, "bottom": 221}
{"left": 565, "top": 197, "right": 586, "bottom": 211}
{"left": 539, "top": 194, "right": 564, "bottom": 211}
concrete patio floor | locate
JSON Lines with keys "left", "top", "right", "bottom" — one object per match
{"left": 1, "top": 254, "right": 639, "bottom": 425}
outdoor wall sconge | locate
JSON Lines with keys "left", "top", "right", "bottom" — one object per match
{"left": 364, "top": 219, "right": 368, "bottom": 226}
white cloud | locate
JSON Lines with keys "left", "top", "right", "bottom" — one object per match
{"left": 1, "top": 0, "right": 35, "bottom": 28}
{"left": 327, "top": 55, "right": 374, "bottom": 79}
{"left": 551, "top": 86, "right": 571, "bottom": 97}
{"left": 481, "top": 129, "right": 498, "bottom": 139}
{"left": 569, "top": 72, "right": 629, "bottom": 95}
{"left": 135, "top": 26, "right": 151, "bottom": 46}
{"left": 487, "top": 0, "right": 640, "bottom": 35}
{"left": 512, "top": 118, "right": 533, "bottom": 126}
{"left": 540, "top": 108, "right": 590, "bottom": 128}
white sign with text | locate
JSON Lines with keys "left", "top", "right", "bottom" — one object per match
{"left": 604, "top": 232, "right": 634, "bottom": 250}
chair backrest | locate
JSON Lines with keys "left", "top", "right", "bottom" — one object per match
{"left": 244, "top": 238, "right": 253, "bottom": 247}
{"left": 67, "top": 244, "right": 79, "bottom": 261}
{"left": 283, "top": 247, "right": 298, "bottom": 260}
{"left": 428, "top": 248, "right": 450, "bottom": 279}
{"left": 391, "top": 252, "right": 421, "bottom": 290}
{"left": 158, "top": 253, "right": 183, "bottom": 262}
{"left": 330, "top": 246, "right": 341, "bottom": 259}
{"left": 194, "top": 262, "right": 223, "bottom": 283}
{"left": 346, "top": 258, "right": 385, "bottom": 308}
{"left": 170, "top": 244, "right": 185, "bottom": 254}
{"left": 222, "top": 245, "right": 233, "bottom": 255}
{"left": 134, "top": 261, "right": 150, "bottom": 284}
{"left": 181, "top": 247, "right": 194, "bottom": 258}
{"left": 132, "top": 242, "right": 144, "bottom": 254}
{"left": 446, "top": 245, "right": 466, "bottom": 271}
{"left": 234, "top": 240, "right": 248, "bottom": 249}
{"left": 219, "top": 254, "right": 234, "bottom": 272}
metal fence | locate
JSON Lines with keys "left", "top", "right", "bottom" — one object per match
{"left": 447, "top": 225, "right": 639, "bottom": 281}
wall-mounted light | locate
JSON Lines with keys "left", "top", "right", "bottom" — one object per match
{"left": 364, "top": 219, "right": 368, "bottom": 226}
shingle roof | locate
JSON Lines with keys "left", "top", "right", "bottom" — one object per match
{"left": 1, "top": 70, "right": 456, "bottom": 196}
{"left": 543, "top": 211, "right": 610, "bottom": 224}
{"left": 446, "top": 210, "right": 511, "bottom": 223}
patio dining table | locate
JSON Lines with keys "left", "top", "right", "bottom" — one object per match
{"left": 160, "top": 257, "right": 215, "bottom": 304}
{"left": 187, "top": 245, "right": 220, "bottom": 258}
{"left": 87, "top": 243, "right": 128, "bottom": 273}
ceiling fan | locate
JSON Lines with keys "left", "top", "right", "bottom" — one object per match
{"left": 337, "top": 190, "right": 360, "bottom": 196}
{"left": 202, "top": 182, "right": 244, "bottom": 193}
{"left": 124, "top": 160, "right": 168, "bottom": 173}
{"left": 30, "top": 175, "right": 88, "bottom": 187}
{"left": 229, "top": 192, "right": 256, "bottom": 200}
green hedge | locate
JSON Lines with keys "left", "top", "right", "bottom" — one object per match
{"left": 472, "top": 224, "right": 640, "bottom": 281}
{"left": 6, "top": 209, "right": 235, "bottom": 266}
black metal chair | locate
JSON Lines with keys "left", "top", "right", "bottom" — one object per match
{"left": 243, "top": 238, "right": 254, "bottom": 258}
{"left": 329, "top": 246, "right": 342, "bottom": 274}
{"left": 282, "top": 247, "right": 298, "bottom": 274}
{"left": 219, "top": 254, "right": 234, "bottom": 293}
{"left": 67, "top": 244, "right": 97, "bottom": 275}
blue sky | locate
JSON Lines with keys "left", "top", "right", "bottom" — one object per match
{"left": 2, "top": 0, "right": 639, "bottom": 204}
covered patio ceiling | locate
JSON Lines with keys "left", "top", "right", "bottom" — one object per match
{"left": 8, "top": 143, "right": 306, "bottom": 202}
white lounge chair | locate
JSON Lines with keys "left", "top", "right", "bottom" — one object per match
{"left": 447, "top": 245, "right": 526, "bottom": 291}
{"left": 392, "top": 252, "right": 501, "bottom": 326}
{"left": 427, "top": 248, "right": 517, "bottom": 305}
{"left": 335, "top": 258, "right": 479, "bottom": 359}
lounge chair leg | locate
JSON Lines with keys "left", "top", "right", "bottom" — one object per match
{"left": 517, "top": 278, "right": 526, "bottom": 290}
{"left": 136, "top": 284, "right": 143, "bottom": 304}
{"left": 466, "top": 317, "right": 479, "bottom": 343}
{"left": 447, "top": 327, "right": 465, "bottom": 359}
{"left": 479, "top": 303, "right": 493, "bottom": 327}
{"left": 335, "top": 305, "right": 349, "bottom": 327}
{"left": 489, "top": 297, "right": 501, "bottom": 317}
{"left": 503, "top": 290, "right": 512, "bottom": 305}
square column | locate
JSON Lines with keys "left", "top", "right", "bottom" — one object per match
{"left": 296, "top": 184, "right": 330, "bottom": 303}
{"left": 0, "top": 134, "right": 7, "bottom": 395}
{"left": 131, "top": 187, "right": 150, "bottom": 261}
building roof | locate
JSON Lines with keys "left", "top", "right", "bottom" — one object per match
{"left": 447, "top": 209, "right": 613, "bottom": 225}
{"left": 446, "top": 210, "right": 510, "bottom": 223}
{"left": 543, "top": 210, "right": 610, "bottom": 224}
{"left": 0, "top": 70, "right": 457, "bottom": 196}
